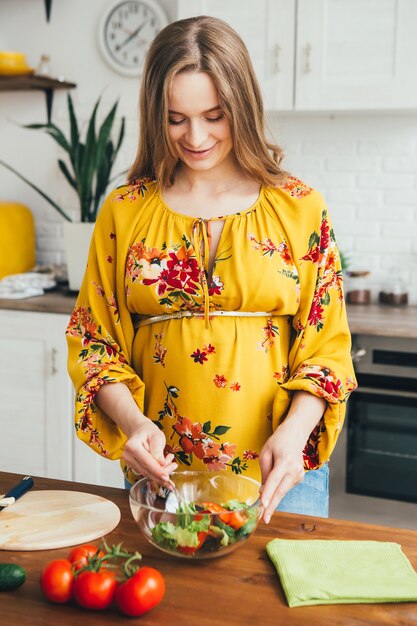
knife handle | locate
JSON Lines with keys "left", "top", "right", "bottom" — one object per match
{"left": 4, "top": 476, "right": 34, "bottom": 500}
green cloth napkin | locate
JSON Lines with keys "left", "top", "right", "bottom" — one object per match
{"left": 267, "top": 539, "right": 417, "bottom": 607}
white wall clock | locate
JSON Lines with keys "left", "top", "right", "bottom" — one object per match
{"left": 98, "top": 0, "right": 168, "bottom": 77}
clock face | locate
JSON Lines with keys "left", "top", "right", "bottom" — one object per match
{"left": 98, "top": 0, "right": 168, "bottom": 76}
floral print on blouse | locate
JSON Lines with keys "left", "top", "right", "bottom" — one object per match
{"left": 66, "top": 177, "right": 357, "bottom": 484}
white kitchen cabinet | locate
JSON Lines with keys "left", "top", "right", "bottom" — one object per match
{"left": 0, "top": 309, "right": 123, "bottom": 488}
{"left": 72, "top": 430, "right": 124, "bottom": 489}
{"left": 296, "top": 0, "right": 417, "bottom": 110}
{"left": 0, "top": 310, "right": 73, "bottom": 480}
{"left": 176, "top": 0, "right": 296, "bottom": 111}
{"left": 176, "top": 0, "right": 417, "bottom": 111}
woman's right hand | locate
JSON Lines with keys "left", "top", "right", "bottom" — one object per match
{"left": 95, "top": 382, "right": 178, "bottom": 485}
{"left": 122, "top": 419, "right": 178, "bottom": 485}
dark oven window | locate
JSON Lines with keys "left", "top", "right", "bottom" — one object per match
{"left": 347, "top": 374, "right": 417, "bottom": 503}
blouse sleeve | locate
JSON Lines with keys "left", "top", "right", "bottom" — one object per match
{"left": 273, "top": 189, "right": 357, "bottom": 470}
{"left": 66, "top": 190, "right": 144, "bottom": 460}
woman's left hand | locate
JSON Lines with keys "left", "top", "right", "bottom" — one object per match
{"left": 258, "top": 424, "right": 305, "bottom": 524}
{"left": 258, "top": 391, "right": 326, "bottom": 524}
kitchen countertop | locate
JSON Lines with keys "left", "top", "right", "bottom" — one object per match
{"left": 0, "top": 291, "right": 416, "bottom": 337}
{"left": 346, "top": 303, "right": 417, "bottom": 338}
{"left": 0, "top": 289, "right": 77, "bottom": 315}
{"left": 2, "top": 471, "right": 417, "bottom": 626}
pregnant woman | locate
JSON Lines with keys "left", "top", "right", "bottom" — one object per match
{"left": 66, "top": 16, "right": 356, "bottom": 524}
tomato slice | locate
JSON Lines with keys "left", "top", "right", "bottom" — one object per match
{"left": 220, "top": 510, "right": 247, "bottom": 530}
{"left": 200, "top": 501, "right": 227, "bottom": 514}
{"left": 178, "top": 531, "right": 207, "bottom": 555}
{"left": 201, "top": 501, "right": 247, "bottom": 529}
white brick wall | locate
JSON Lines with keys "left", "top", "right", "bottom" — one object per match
{"left": 271, "top": 113, "right": 417, "bottom": 304}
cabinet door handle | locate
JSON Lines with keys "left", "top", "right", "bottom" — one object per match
{"left": 351, "top": 347, "right": 367, "bottom": 363}
{"left": 273, "top": 43, "right": 281, "bottom": 74}
{"left": 304, "top": 43, "right": 312, "bottom": 73}
{"left": 51, "top": 348, "right": 58, "bottom": 376}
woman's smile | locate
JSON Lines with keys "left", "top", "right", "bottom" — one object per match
{"left": 180, "top": 142, "right": 218, "bottom": 159}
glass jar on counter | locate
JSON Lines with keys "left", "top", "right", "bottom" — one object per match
{"left": 345, "top": 271, "right": 371, "bottom": 305}
{"left": 379, "top": 275, "right": 409, "bottom": 306}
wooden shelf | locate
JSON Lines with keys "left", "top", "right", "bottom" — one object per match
{"left": 0, "top": 74, "right": 76, "bottom": 122}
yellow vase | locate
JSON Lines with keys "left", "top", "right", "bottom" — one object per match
{"left": 0, "top": 202, "right": 35, "bottom": 279}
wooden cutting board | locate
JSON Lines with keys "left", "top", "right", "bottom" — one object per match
{"left": 0, "top": 490, "right": 121, "bottom": 551}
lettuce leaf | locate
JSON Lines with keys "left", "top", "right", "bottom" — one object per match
{"left": 152, "top": 514, "right": 211, "bottom": 548}
{"left": 209, "top": 524, "right": 230, "bottom": 546}
{"left": 222, "top": 499, "right": 247, "bottom": 511}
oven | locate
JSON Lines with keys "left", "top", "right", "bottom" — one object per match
{"left": 347, "top": 335, "right": 417, "bottom": 503}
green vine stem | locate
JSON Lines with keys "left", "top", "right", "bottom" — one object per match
{"left": 73, "top": 539, "right": 142, "bottom": 578}
{"left": 123, "top": 552, "right": 143, "bottom": 579}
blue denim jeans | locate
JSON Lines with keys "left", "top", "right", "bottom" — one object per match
{"left": 276, "top": 463, "right": 329, "bottom": 518}
{"left": 124, "top": 463, "right": 329, "bottom": 518}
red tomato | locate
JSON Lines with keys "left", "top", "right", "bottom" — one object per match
{"left": 67, "top": 544, "right": 104, "bottom": 571}
{"left": 178, "top": 531, "right": 207, "bottom": 555}
{"left": 115, "top": 567, "right": 165, "bottom": 617}
{"left": 201, "top": 501, "right": 247, "bottom": 529}
{"left": 200, "top": 501, "right": 228, "bottom": 514}
{"left": 219, "top": 510, "right": 247, "bottom": 530}
{"left": 40, "top": 559, "right": 74, "bottom": 604}
{"left": 72, "top": 570, "right": 117, "bottom": 610}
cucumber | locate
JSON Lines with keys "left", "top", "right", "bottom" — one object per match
{"left": 0, "top": 563, "right": 26, "bottom": 591}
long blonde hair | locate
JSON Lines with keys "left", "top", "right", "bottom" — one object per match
{"left": 128, "top": 15, "right": 287, "bottom": 187}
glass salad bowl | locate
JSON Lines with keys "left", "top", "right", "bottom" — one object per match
{"left": 129, "top": 471, "right": 262, "bottom": 559}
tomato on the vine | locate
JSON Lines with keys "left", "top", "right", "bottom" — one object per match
{"left": 39, "top": 559, "right": 74, "bottom": 604}
{"left": 67, "top": 544, "right": 104, "bottom": 571}
{"left": 115, "top": 567, "right": 166, "bottom": 617}
{"left": 72, "top": 569, "right": 117, "bottom": 610}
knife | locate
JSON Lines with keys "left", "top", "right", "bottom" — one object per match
{"left": 0, "top": 476, "right": 34, "bottom": 511}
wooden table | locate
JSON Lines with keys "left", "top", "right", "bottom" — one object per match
{"left": 2, "top": 472, "right": 417, "bottom": 626}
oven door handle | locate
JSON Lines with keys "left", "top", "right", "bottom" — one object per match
{"left": 356, "top": 386, "right": 417, "bottom": 400}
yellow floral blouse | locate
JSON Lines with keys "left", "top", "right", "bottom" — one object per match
{"left": 66, "top": 176, "right": 357, "bottom": 484}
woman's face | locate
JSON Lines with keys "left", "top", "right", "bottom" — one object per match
{"left": 167, "top": 71, "right": 234, "bottom": 174}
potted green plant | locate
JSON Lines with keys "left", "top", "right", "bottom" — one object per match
{"left": 0, "top": 94, "right": 126, "bottom": 290}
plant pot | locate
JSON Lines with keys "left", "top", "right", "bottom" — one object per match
{"left": 63, "top": 222, "right": 95, "bottom": 292}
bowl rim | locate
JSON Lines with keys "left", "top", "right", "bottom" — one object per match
{"left": 129, "top": 470, "right": 261, "bottom": 514}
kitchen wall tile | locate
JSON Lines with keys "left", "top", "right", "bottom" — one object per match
{"left": 36, "top": 223, "right": 62, "bottom": 238}
{"left": 357, "top": 173, "right": 415, "bottom": 189}
{"left": 338, "top": 220, "right": 380, "bottom": 236}
{"left": 380, "top": 255, "right": 414, "bottom": 270}
{"left": 358, "top": 141, "right": 415, "bottom": 156}
{"left": 357, "top": 205, "right": 415, "bottom": 221}
{"left": 382, "top": 157, "right": 417, "bottom": 172}
{"left": 354, "top": 237, "right": 411, "bottom": 253}
{"left": 37, "top": 236, "right": 65, "bottom": 252}
{"left": 324, "top": 189, "right": 383, "bottom": 205}
{"left": 381, "top": 222, "right": 417, "bottom": 237}
{"left": 36, "top": 251, "right": 62, "bottom": 266}
{"left": 384, "top": 189, "right": 417, "bottom": 204}
{"left": 326, "top": 205, "right": 356, "bottom": 222}
{"left": 301, "top": 141, "right": 356, "bottom": 156}
{"left": 325, "top": 156, "right": 378, "bottom": 172}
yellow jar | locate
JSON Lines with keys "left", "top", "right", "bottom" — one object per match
{"left": 0, "top": 202, "right": 35, "bottom": 279}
